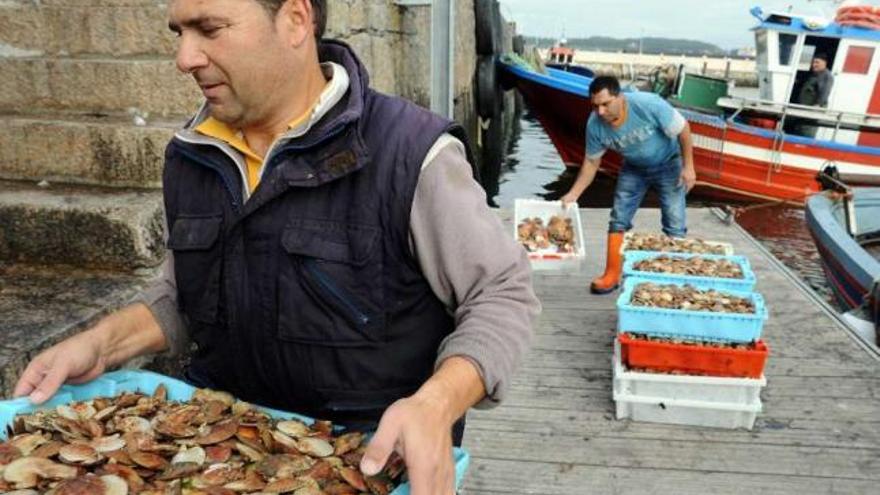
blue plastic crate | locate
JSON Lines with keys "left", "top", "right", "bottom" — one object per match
{"left": 622, "top": 251, "right": 756, "bottom": 292}
{"left": 0, "top": 370, "right": 470, "bottom": 494}
{"left": 617, "top": 277, "right": 768, "bottom": 343}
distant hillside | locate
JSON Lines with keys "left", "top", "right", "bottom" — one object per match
{"left": 530, "top": 36, "right": 728, "bottom": 57}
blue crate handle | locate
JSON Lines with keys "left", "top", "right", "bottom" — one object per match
{"left": 0, "top": 370, "right": 470, "bottom": 495}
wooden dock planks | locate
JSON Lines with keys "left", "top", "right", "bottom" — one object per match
{"left": 461, "top": 208, "right": 880, "bottom": 494}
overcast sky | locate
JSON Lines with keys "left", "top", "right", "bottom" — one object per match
{"left": 497, "top": 1, "right": 878, "bottom": 49}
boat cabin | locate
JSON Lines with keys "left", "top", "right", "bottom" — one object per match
{"left": 548, "top": 45, "right": 575, "bottom": 65}
{"left": 751, "top": 6, "right": 880, "bottom": 145}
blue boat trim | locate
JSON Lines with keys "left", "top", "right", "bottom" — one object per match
{"left": 755, "top": 17, "right": 880, "bottom": 43}
{"left": 499, "top": 59, "right": 880, "bottom": 158}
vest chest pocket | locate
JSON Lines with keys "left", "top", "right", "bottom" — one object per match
{"left": 167, "top": 214, "right": 223, "bottom": 324}
{"left": 278, "top": 220, "right": 385, "bottom": 346}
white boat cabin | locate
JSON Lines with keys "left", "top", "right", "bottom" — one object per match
{"left": 752, "top": 6, "right": 880, "bottom": 145}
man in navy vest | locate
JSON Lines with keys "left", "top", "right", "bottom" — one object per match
{"left": 13, "top": 1, "right": 540, "bottom": 492}
{"left": 562, "top": 76, "right": 696, "bottom": 294}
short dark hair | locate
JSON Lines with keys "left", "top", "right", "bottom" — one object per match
{"left": 589, "top": 76, "right": 621, "bottom": 96}
{"left": 257, "top": 0, "right": 327, "bottom": 39}
{"left": 813, "top": 52, "right": 828, "bottom": 62}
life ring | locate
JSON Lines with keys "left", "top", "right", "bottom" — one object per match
{"left": 477, "top": 55, "right": 501, "bottom": 118}
{"left": 475, "top": 0, "right": 498, "bottom": 55}
{"left": 836, "top": 5, "right": 880, "bottom": 29}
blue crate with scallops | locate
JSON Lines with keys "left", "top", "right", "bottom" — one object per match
{"left": 617, "top": 277, "right": 768, "bottom": 343}
{"left": 0, "top": 370, "right": 471, "bottom": 494}
{"left": 622, "top": 251, "right": 757, "bottom": 292}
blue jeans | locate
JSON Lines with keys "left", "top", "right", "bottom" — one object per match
{"left": 609, "top": 157, "right": 687, "bottom": 237}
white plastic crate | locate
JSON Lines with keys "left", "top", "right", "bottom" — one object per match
{"left": 612, "top": 340, "right": 764, "bottom": 429}
{"left": 513, "top": 199, "right": 586, "bottom": 270}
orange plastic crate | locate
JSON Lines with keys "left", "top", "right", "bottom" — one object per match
{"left": 618, "top": 333, "right": 769, "bottom": 378}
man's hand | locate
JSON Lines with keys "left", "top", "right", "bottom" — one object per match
{"left": 680, "top": 165, "right": 697, "bottom": 193}
{"left": 360, "top": 356, "right": 485, "bottom": 495}
{"left": 360, "top": 394, "right": 456, "bottom": 495}
{"left": 13, "top": 303, "right": 167, "bottom": 404}
{"left": 13, "top": 330, "right": 106, "bottom": 404}
{"left": 561, "top": 191, "right": 580, "bottom": 209}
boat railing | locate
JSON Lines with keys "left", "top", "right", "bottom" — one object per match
{"left": 717, "top": 96, "right": 880, "bottom": 134}
{"left": 721, "top": 100, "right": 789, "bottom": 175}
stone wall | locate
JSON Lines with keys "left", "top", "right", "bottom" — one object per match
{"left": 327, "top": 0, "right": 479, "bottom": 138}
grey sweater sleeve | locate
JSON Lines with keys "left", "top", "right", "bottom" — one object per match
{"left": 410, "top": 137, "right": 541, "bottom": 409}
{"left": 132, "top": 251, "right": 190, "bottom": 357}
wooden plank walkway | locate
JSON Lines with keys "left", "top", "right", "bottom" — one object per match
{"left": 461, "top": 207, "right": 880, "bottom": 494}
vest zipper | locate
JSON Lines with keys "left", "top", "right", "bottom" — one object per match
{"left": 172, "top": 146, "right": 243, "bottom": 212}
{"left": 173, "top": 133, "right": 250, "bottom": 210}
{"left": 301, "top": 259, "right": 371, "bottom": 328}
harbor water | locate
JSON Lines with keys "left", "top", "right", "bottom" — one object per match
{"left": 491, "top": 109, "right": 837, "bottom": 307}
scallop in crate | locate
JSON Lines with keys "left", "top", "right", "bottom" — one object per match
{"left": 622, "top": 232, "right": 734, "bottom": 256}
{"left": 0, "top": 370, "right": 471, "bottom": 494}
{"left": 514, "top": 199, "right": 586, "bottom": 270}
{"left": 622, "top": 251, "right": 757, "bottom": 292}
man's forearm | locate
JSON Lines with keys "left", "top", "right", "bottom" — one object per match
{"left": 679, "top": 125, "right": 695, "bottom": 171}
{"left": 413, "top": 356, "right": 486, "bottom": 425}
{"left": 91, "top": 303, "right": 169, "bottom": 368}
{"left": 569, "top": 157, "right": 601, "bottom": 197}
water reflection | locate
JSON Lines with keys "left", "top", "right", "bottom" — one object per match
{"left": 490, "top": 110, "right": 837, "bottom": 307}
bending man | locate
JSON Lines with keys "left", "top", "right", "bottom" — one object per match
{"left": 562, "top": 75, "right": 695, "bottom": 294}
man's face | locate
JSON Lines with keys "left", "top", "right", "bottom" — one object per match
{"left": 168, "top": 0, "right": 309, "bottom": 127}
{"left": 592, "top": 89, "right": 623, "bottom": 123}
{"left": 812, "top": 57, "right": 827, "bottom": 72}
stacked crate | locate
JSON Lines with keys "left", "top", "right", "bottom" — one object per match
{"left": 612, "top": 234, "right": 770, "bottom": 429}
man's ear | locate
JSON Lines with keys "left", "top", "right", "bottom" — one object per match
{"left": 277, "top": 0, "right": 314, "bottom": 47}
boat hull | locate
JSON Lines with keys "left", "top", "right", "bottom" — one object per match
{"left": 805, "top": 189, "right": 880, "bottom": 312}
{"left": 502, "top": 62, "right": 880, "bottom": 204}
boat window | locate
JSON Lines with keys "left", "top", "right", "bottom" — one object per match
{"left": 755, "top": 31, "right": 768, "bottom": 66}
{"left": 778, "top": 33, "right": 798, "bottom": 66}
{"left": 798, "top": 44, "right": 816, "bottom": 71}
{"left": 843, "top": 45, "right": 875, "bottom": 74}
{"left": 766, "top": 14, "right": 793, "bottom": 25}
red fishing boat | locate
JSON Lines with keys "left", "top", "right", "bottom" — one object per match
{"left": 500, "top": 6, "right": 880, "bottom": 203}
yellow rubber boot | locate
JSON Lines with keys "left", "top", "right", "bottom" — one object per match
{"left": 590, "top": 232, "right": 625, "bottom": 294}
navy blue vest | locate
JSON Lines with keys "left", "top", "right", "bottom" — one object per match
{"left": 163, "top": 41, "right": 473, "bottom": 422}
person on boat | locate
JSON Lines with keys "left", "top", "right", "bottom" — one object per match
{"left": 792, "top": 53, "right": 834, "bottom": 137}
{"left": 561, "top": 75, "right": 696, "bottom": 294}
{"left": 12, "top": 0, "right": 540, "bottom": 492}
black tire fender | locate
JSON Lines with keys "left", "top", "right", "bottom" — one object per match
{"left": 475, "top": 0, "right": 498, "bottom": 55}
{"left": 492, "top": 0, "right": 504, "bottom": 55}
{"left": 477, "top": 55, "right": 501, "bottom": 118}
{"left": 513, "top": 35, "right": 525, "bottom": 55}
{"left": 479, "top": 116, "right": 505, "bottom": 201}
